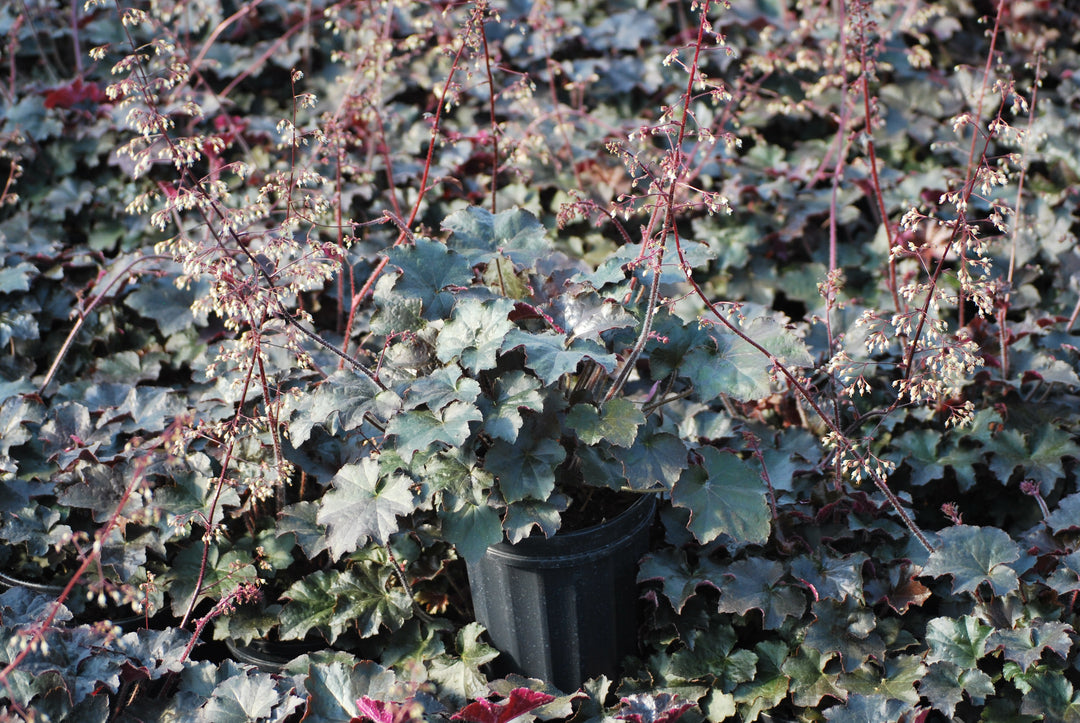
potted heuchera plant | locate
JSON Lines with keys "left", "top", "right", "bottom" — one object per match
{"left": 291, "top": 204, "right": 812, "bottom": 690}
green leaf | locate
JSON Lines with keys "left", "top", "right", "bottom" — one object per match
{"left": 638, "top": 548, "right": 723, "bottom": 614}
{"left": 325, "top": 565, "right": 413, "bottom": 639}
{"left": 198, "top": 670, "right": 298, "bottom": 722}
{"left": 803, "top": 599, "right": 885, "bottom": 674}
{"left": 287, "top": 370, "right": 400, "bottom": 445}
{"left": 441, "top": 503, "right": 503, "bottom": 565}
{"left": 782, "top": 647, "right": 847, "bottom": 708}
{"left": 1046, "top": 493, "right": 1080, "bottom": 534}
{"left": 280, "top": 565, "right": 411, "bottom": 641}
{"left": 479, "top": 371, "right": 544, "bottom": 443}
{"left": 384, "top": 239, "right": 473, "bottom": 318}
{"left": 790, "top": 550, "right": 868, "bottom": 604}
{"left": 548, "top": 285, "right": 636, "bottom": 342}
{"left": 669, "top": 624, "right": 758, "bottom": 691}
{"left": 317, "top": 459, "right": 416, "bottom": 555}
{"left": 925, "top": 616, "right": 992, "bottom": 669}
{"left": 715, "top": 558, "right": 805, "bottom": 630}
{"left": 887, "top": 429, "right": 946, "bottom": 487}
{"left": 918, "top": 662, "right": 965, "bottom": 717}
{"left": 385, "top": 402, "right": 482, "bottom": 463}
{"left": 987, "top": 621, "right": 1074, "bottom": 671}
{"left": 0, "top": 262, "right": 37, "bottom": 293}
{"left": 0, "top": 395, "right": 45, "bottom": 457}
{"left": 671, "top": 447, "right": 770, "bottom": 545}
{"left": 842, "top": 654, "right": 924, "bottom": 706}
{"left": 1046, "top": 550, "right": 1080, "bottom": 594}
{"left": 164, "top": 543, "right": 258, "bottom": 617}
{"left": 299, "top": 659, "right": 399, "bottom": 723}
{"left": 276, "top": 501, "right": 329, "bottom": 557}
{"left": 485, "top": 434, "right": 566, "bottom": 503}
{"left": 124, "top": 275, "right": 207, "bottom": 336}
{"left": 618, "top": 426, "right": 688, "bottom": 491}
{"left": 987, "top": 423, "right": 1080, "bottom": 490}
{"left": 682, "top": 311, "right": 812, "bottom": 403}
{"left": 503, "top": 497, "right": 567, "bottom": 542}
{"left": 436, "top": 298, "right": 516, "bottom": 373}
{"left": 576, "top": 443, "right": 630, "bottom": 489}
{"left": 1023, "top": 424, "right": 1080, "bottom": 488}
{"left": 822, "top": 694, "right": 908, "bottom": 723}
{"left": 370, "top": 293, "right": 424, "bottom": 335}
{"left": 427, "top": 622, "right": 499, "bottom": 704}
{"left": 403, "top": 365, "right": 481, "bottom": 411}
{"left": 502, "top": 329, "right": 617, "bottom": 385}
{"left": 1021, "top": 671, "right": 1080, "bottom": 721}
{"left": 442, "top": 206, "right": 550, "bottom": 263}
{"left": 0, "top": 307, "right": 38, "bottom": 346}
{"left": 421, "top": 449, "right": 491, "bottom": 499}
{"left": 565, "top": 398, "right": 643, "bottom": 448}
{"left": 732, "top": 640, "right": 790, "bottom": 719}
{"left": 920, "top": 525, "right": 1021, "bottom": 596}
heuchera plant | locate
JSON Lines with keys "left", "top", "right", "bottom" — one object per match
{"left": 0, "top": 0, "right": 1079, "bottom": 720}
{"left": 297, "top": 203, "right": 812, "bottom": 566}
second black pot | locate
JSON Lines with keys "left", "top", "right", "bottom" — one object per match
{"left": 466, "top": 493, "right": 656, "bottom": 692}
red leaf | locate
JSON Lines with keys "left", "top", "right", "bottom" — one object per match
{"left": 43, "top": 78, "right": 107, "bottom": 110}
{"left": 452, "top": 688, "right": 555, "bottom": 723}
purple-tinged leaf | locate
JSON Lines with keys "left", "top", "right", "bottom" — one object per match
{"left": 1047, "top": 550, "right": 1080, "bottom": 594}
{"left": 638, "top": 548, "right": 722, "bottom": 613}
{"left": 987, "top": 621, "right": 1074, "bottom": 671}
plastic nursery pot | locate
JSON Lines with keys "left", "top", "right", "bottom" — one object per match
{"left": 225, "top": 637, "right": 330, "bottom": 673}
{"left": 0, "top": 570, "right": 146, "bottom": 632}
{"left": 466, "top": 493, "right": 656, "bottom": 692}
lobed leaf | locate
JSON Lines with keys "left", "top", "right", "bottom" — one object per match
{"left": 671, "top": 447, "right": 769, "bottom": 546}
{"left": 317, "top": 459, "right": 417, "bottom": 556}
{"left": 920, "top": 525, "right": 1022, "bottom": 596}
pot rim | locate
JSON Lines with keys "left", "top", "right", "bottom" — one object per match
{"left": 483, "top": 492, "right": 657, "bottom": 563}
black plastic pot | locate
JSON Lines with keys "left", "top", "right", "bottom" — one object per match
{"left": 466, "top": 493, "right": 656, "bottom": 692}
{"left": 225, "top": 637, "right": 329, "bottom": 672}
{"left": 0, "top": 570, "right": 146, "bottom": 632}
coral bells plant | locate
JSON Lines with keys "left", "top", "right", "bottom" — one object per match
{"left": 0, "top": 0, "right": 1078, "bottom": 720}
